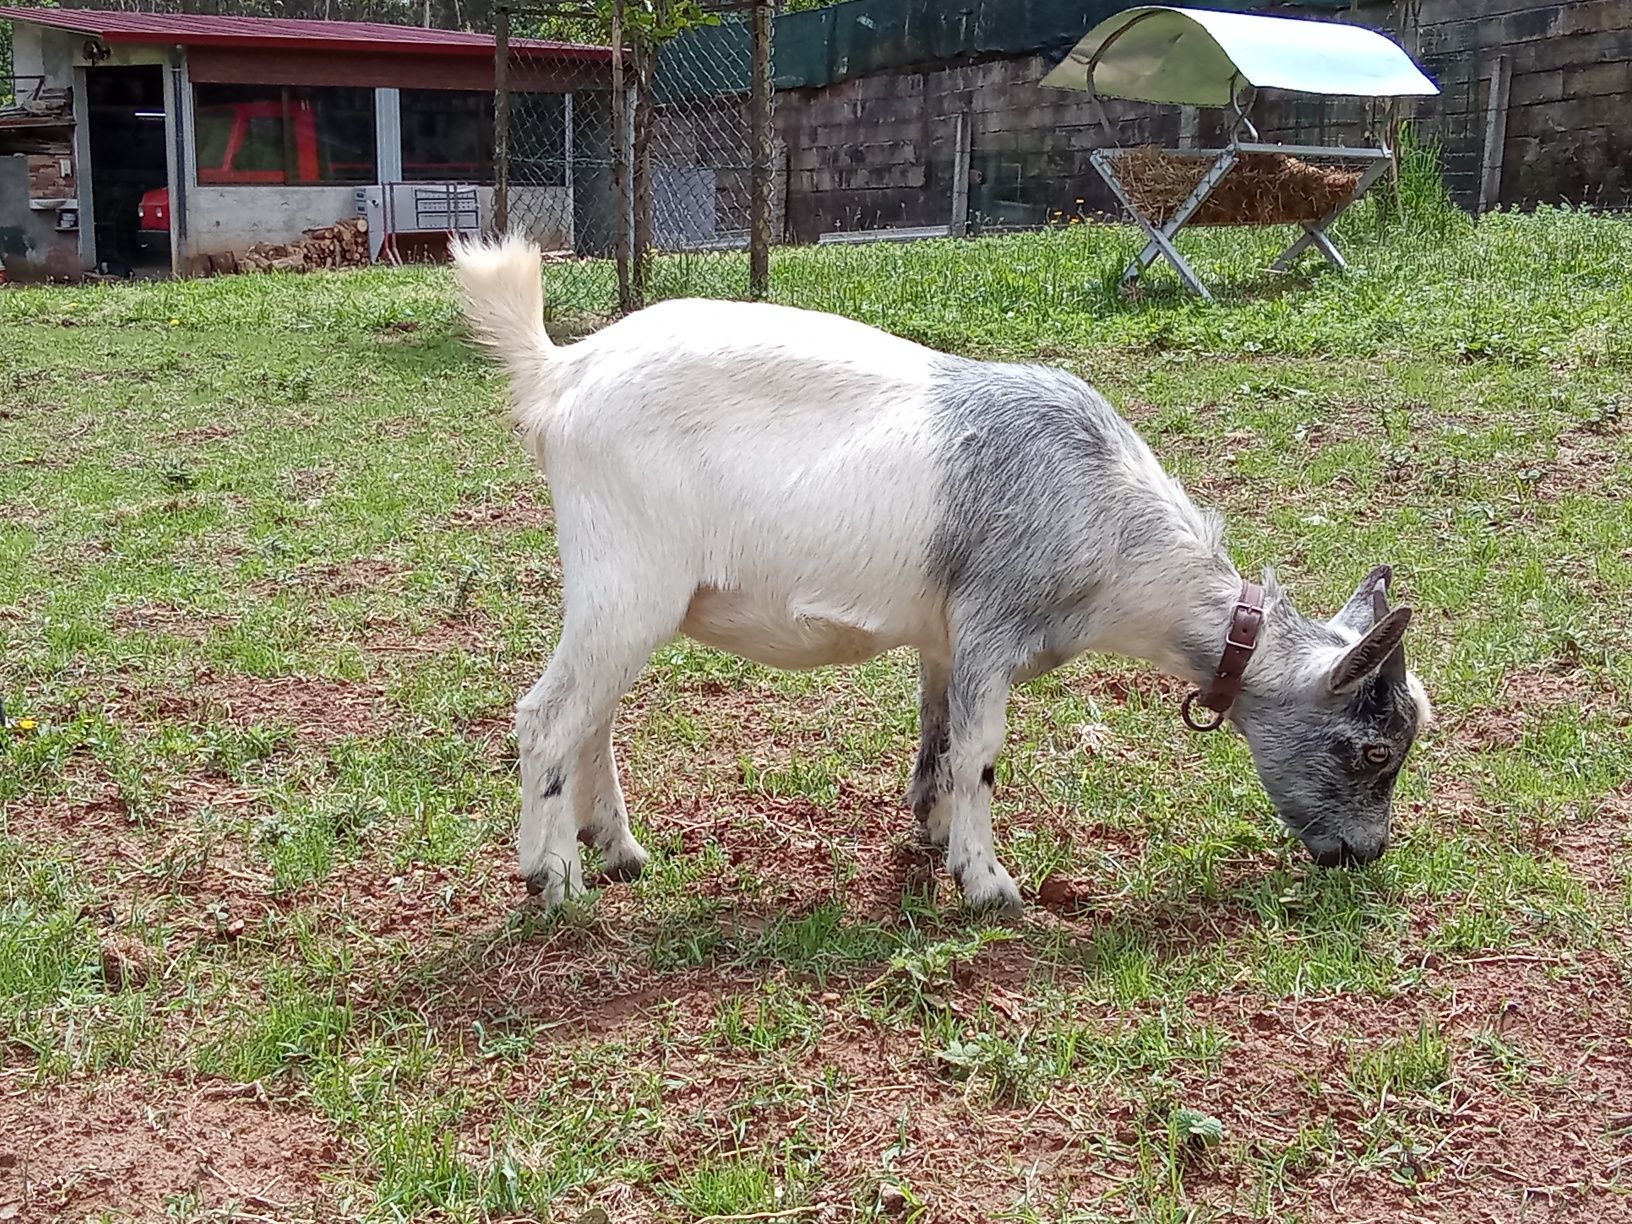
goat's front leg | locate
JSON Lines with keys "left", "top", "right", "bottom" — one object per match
{"left": 908, "top": 652, "right": 952, "bottom": 848}
{"left": 944, "top": 659, "right": 1021, "bottom": 917}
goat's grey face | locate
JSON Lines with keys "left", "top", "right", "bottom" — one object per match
{"left": 1233, "top": 566, "right": 1430, "bottom": 868}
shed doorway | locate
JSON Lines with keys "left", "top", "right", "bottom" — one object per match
{"left": 86, "top": 66, "right": 169, "bottom": 276}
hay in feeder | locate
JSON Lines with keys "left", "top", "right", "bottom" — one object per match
{"left": 1112, "top": 146, "right": 1365, "bottom": 227}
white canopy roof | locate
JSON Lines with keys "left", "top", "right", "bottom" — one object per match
{"left": 1041, "top": 6, "right": 1439, "bottom": 107}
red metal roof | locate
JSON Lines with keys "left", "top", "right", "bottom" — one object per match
{"left": 0, "top": 7, "right": 611, "bottom": 59}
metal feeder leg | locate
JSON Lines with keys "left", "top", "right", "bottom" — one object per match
{"left": 1269, "top": 155, "right": 1392, "bottom": 274}
{"left": 1091, "top": 147, "right": 1240, "bottom": 300}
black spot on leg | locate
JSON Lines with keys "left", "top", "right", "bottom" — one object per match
{"left": 980, "top": 765, "right": 996, "bottom": 787}
{"left": 541, "top": 771, "right": 563, "bottom": 799}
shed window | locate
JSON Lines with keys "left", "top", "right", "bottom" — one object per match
{"left": 400, "top": 89, "right": 568, "bottom": 186}
{"left": 401, "top": 90, "right": 495, "bottom": 182}
{"left": 193, "top": 84, "right": 376, "bottom": 185}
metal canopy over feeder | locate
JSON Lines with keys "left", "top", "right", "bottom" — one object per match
{"left": 1041, "top": 5, "right": 1439, "bottom": 299}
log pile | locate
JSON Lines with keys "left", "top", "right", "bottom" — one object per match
{"left": 206, "top": 216, "right": 371, "bottom": 276}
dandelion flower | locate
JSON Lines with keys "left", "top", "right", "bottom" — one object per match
{"left": 15, "top": 718, "right": 38, "bottom": 732}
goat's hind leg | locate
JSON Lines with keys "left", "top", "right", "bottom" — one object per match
{"left": 516, "top": 585, "right": 678, "bottom": 907}
{"left": 574, "top": 717, "right": 648, "bottom": 883}
{"left": 908, "top": 652, "right": 953, "bottom": 848}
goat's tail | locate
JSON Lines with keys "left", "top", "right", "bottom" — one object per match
{"left": 450, "top": 235, "right": 554, "bottom": 385}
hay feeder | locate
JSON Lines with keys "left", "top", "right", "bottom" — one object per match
{"left": 1042, "top": 6, "right": 1440, "bottom": 299}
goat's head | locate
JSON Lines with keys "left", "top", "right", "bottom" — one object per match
{"left": 1231, "top": 565, "right": 1431, "bottom": 868}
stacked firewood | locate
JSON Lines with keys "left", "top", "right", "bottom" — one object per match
{"left": 208, "top": 217, "right": 371, "bottom": 275}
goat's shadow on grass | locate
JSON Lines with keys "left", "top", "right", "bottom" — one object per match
{"left": 1082, "top": 255, "right": 1328, "bottom": 317}
{"left": 374, "top": 840, "right": 1401, "bottom": 1034}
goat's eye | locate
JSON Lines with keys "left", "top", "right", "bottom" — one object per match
{"left": 1363, "top": 744, "right": 1392, "bottom": 766}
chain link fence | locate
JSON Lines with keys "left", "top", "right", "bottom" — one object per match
{"left": 496, "top": 0, "right": 772, "bottom": 320}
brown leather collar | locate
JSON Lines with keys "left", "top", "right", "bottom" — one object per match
{"left": 1181, "top": 580, "right": 1265, "bottom": 732}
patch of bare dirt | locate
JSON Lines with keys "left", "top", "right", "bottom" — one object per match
{"left": 1534, "top": 429, "right": 1629, "bottom": 501}
{"left": 283, "top": 467, "right": 334, "bottom": 501}
{"left": 13, "top": 770, "right": 276, "bottom": 942}
{"left": 677, "top": 789, "right": 940, "bottom": 922}
{"left": 1070, "top": 665, "right": 1189, "bottom": 708}
{"left": 447, "top": 485, "right": 554, "bottom": 530}
{"left": 360, "top": 612, "right": 496, "bottom": 658}
{"left": 1450, "top": 705, "right": 1528, "bottom": 751}
{"left": 100, "top": 680, "right": 210, "bottom": 729}
{"left": 373, "top": 413, "right": 419, "bottom": 438}
{"left": 638, "top": 1004, "right": 1125, "bottom": 1221}
{"left": 111, "top": 601, "right": 231, "bottom": 639}
{"left": 1553, "top": 787, "right": 1632, "bottom": 898}
{"left": 204, "top": 673, "right": 389, "bottom": 743}
{"left": 1168, "top": 952, "right": 1632, "bottom": 1221}
{"left": 248, "top": 557, "right": 406, "bottom": 598}
{"left": 1502, "top": 666, "right": 1619, "bottom": 716}
{"left": 1448, "top": 667, "right": 1621, "bottom": 754}
{"left": 288, "top": 844, "right": 519, "bottom": 949}
{"left": 0, "top": 1074, "right": 342, "bottom": 1223}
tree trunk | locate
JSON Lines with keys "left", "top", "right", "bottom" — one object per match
{"left": 631, "top": 40, "right": 654, "bottom": 312}
{"left": 612, "top": 0, "right": 632, "bottom": 312}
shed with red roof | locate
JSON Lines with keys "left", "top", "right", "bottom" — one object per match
{"left": 0, "top": 7, "right": 616, "bottom": 277}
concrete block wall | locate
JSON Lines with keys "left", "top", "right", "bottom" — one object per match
{"left": 770, "top": 0, "right": 1631, "bottom": 240}
{"left": 774, "top": 53, "right": 1193, "bottom": 240}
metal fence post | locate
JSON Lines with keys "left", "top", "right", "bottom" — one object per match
{"left": 493, "top": 4, "right": 510, "bottom": 235}
{"left": 749, "top": 0, "right": 772, "bottom": 298}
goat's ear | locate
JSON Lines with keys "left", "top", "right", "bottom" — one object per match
{"left": 1331, "top": 564, "right": 1393, "bottom": 635}
{"left": 1329, "top": 606, "right": 1412, "bottom": 694}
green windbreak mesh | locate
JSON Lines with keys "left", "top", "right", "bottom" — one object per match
{"left": 656, "top": 0, "right": 1354, "bottom": 99}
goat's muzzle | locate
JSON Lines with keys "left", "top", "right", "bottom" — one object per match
{"left": 1308, "top": 834, "right": 1388, "bottom": 869}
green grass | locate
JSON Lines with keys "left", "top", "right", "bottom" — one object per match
{"left": 2, "top": 208, "right": 1630, "bottom": 1222}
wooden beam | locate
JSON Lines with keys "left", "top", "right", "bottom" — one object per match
{"left": 493, "top": 5, "right": 509, "bottom": 234}
{"left": 749, "top": 0, "right": 772, "bottom": 297}
{"left": 1480, "top": 52, "right": 1512, "bottom": 211}
{"left": 949, "top": 107, "right": 971, "bottom": 236}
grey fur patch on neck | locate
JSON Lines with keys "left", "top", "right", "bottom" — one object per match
{"left": 924, "top": 355, "right": 1237, "bottom": 681}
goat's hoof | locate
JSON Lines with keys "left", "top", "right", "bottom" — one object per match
{"left": 521, "top": 878, "right": 561, "bottom": 909}
{"left": 596, "top": 846, "right": 649, "bottom": 884}
{"left": 915, "top": 822, "right": 950, "bottom": 850}
{"left": 518, "top": 861, "right": 578, "bottom": 910}
{"left": 952, "top": 862, "right": 1023, "bottom": 920}
{"left": 973, "top": 891, "right": 1025, "bottom": 922}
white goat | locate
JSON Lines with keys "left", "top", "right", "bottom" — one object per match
{"left": 452, "top": 236, "right": 1429, "bottom": 916}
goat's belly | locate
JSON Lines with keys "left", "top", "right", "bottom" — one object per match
{"left": 680, "top": 587, "right": 899, "bottom": 670}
